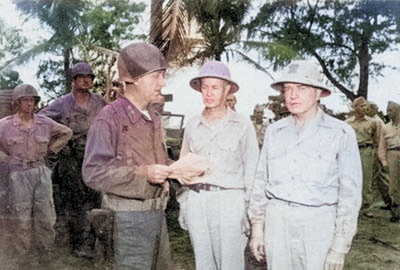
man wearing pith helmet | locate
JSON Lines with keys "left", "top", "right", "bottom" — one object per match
{"left": 83, "top": 42, "right": 172, "bottom": 270}
{"left": 177, "top": 60, "right": 259, "bottom": 270}
{"left": 248, "top": 60, "right": 362, "bottom": 270}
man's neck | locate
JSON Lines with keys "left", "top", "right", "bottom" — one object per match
{"left": 202, "top": 105, "right": 228, "bottom": 125}
{"left": 293, "top": 107, "right": 318, "bottom": 128}
{"left": 73, "top": 89, "right": 90, "bottom": 109}
{"left": 255, "top": 119, "right": 263, "bottom": 125}
{"left": 124, "top": 92, "right": 148, "bottom": 111}
{"left": 18, "top": 112, "right": 34, "bottom": 128}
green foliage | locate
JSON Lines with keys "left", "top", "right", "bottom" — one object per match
{"left": 185, "top": 0, "right": 251, "bottom": 61}
{"left": 15, "top": 0, "right": 88, "bottom": 52}
{"left": 13, "top": 0, "right": 147, "bottom": 100}
{"left": 79, "top": 0, "right": 146, "bottom": 51}
{"left": 0, "top": 69, "right": 23, "bottom": 89}
{"left": 36, "top": 59, "right": 66, "bottom": 104}
{"left": 246, "top": 0, "right": 400, "bottom": 101}
{"left": 0, "top": 19, "right": 28, "bottom": 71}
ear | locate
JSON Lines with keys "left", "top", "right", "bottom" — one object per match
{"left": 224, "top": 82, "right": 231, "bottom": 96}
{"left": 315, "top": 88, "right": 322, "bottom": 100}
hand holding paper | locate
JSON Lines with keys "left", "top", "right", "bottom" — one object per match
{"left": 169, "top": 153, "right": 210, "bottom": 184}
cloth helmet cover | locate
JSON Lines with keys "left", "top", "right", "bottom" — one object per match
{"left": 271, "top": 60, "right": 331, "bottom": 97}
{"left": 71, "top": 62, "right": 95, "bottom": 79}
{"left": 117, "top": 42, "right": 167, "bottom": 83}
{"left": 12, "top": 84, "right": 41, "bottom": 104}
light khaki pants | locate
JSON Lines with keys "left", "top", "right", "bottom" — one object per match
{"left": 264, "top": 199, "right": 336, "bottom": 270}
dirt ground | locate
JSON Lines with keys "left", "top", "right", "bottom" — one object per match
{"left": 2, "top": 201, "right": 400, "bottom": 270}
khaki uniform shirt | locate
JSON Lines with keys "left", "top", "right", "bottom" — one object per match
{"left": 345, "top": 115, "right": 380, "bottom": 147}
{"left": 0, "top": 114, "right": 72, "bottom": 163}
{"left": 378, "top": 122, "right": 400, "bottom": 167}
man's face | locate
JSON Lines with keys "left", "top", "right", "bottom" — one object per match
{"left": 18, "top": 96, "right": 36, "bottom": 114}
{"left": 136, "top": 70, "right": 166, "bottom": 105}
{"left": 365, "top": 103, "right": 376, "bottom": 117}
{"left": 354, "top": 100, "right": 367, "bottom": 116}
{"left": 200, "top": 78, "right": 230, "bottom": 110}
{"left": 283, "top": 83, "right": 321, "bottom": 119}
{"left": 226, "top": 94, "right": 236, "bottom": 110}
{"left": 254, "top": 109, "right": 264, "bottom": 121}
{"left": 73, "top": 74, "right": 93, "bottom": 92}
{"left": 386, "top": 103, "right": 399, "bottom": 121}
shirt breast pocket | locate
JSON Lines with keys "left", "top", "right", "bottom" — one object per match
{"left": 267, "top": 147, "right": 289, "bottom": 182}
{"left": 35, "top": 135, "right": 50, "bottom": 156}
{"left": 216, "top": 133, "right": 242, "bottom": 172}
{"left": 303, "top": 144, "right": 337, "bottom": 184}
{"left": 188, "top": 136, "right": 207, "bottom": 154}
{"left": 6, "top": 136, "right": 25, "bottom": 157}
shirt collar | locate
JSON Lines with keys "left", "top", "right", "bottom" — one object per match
{"left": 199, "top": 106, "right": 239, "bottom": 128}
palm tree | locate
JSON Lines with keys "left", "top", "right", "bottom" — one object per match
{"left": 14, "top": 0, "right": 146, "bottom": 98}
{"left": 15, "top": 0, "right": 87, "bottom": 92}
{"left": 148, "top": 0, "right": 251, "bottom": 66}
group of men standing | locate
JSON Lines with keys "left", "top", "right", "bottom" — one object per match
{"left": 0, "top": 60, "right": 107, "bottom": 269}
{"left": 345, "top": 96, "right": 400, "bottom": 223}
{"left": 1, "top": 40, "right": 398, "bottom": 270}
{"left": 176, "top": 58, "right": 362, "bottom": 270}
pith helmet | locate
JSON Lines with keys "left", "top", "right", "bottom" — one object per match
{"left": 12, "top": 84, "right": 41, "bottom": 104}
{"left": 271, "top": 60, "right": 331, "bottom": 97}
{"left": 118, "top": 42, "right": 167, "bottom": 83}
{"left": 71, "top": 62, "right": 95, "bottom": 79}
{"left": 190, "top": 61, "right": 239, "bottom": 94}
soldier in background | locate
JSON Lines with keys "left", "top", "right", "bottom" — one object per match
{"left": 0, "top": 84, "right": 72, "bottom": 268}
{"left": 345, "top": 97, "right": 380, "bottom": 217}
{"left": 378, "top": 101, "right": 400, "bottom": 222}
{"left": 226, "top": 93, "right": 237, "bottom": 111}
{"left": 251, "top": 104, "right": 269, "bottom": 150}
{"left": 39, "top": 62, "right": 107, "bottom": 257}
{"left": 365, "top": 102, "right": 392, "bottom": 210}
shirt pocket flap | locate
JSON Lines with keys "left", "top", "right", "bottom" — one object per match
{"left": 7, "top": 137, "right": 23, "bottom": 145}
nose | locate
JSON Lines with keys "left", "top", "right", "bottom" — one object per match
{"left": 160, "top": 76, "right": 166, "bottom": 87}
{"left": 286, "top": 88, "right": 298, "bottom": 99}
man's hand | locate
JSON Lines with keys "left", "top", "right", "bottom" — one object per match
{"left": 162, "top": 181, "right": 170, "bottom": 196}
{"left": 146, "top": 164, "right": 172, "bottom": 184}
{"left": 324, "top": 249, "right": 345, "bottom": 270}
{"left": 249, "top": 223, "right": 265, "bottom": 263}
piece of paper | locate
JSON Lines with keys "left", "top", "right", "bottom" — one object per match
{"left": 169, "top": 153, "right": 210, "bottom": 183}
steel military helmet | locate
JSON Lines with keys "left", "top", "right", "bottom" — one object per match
{"left": 12, "top": 83, "right": 41, "bottom": 104}
{"left": 190, "top": 60, "right": 239, "bottom": 94}
{"left": 117, "top": 42, "right": 167, "bottom": 83}
{"left": 71, "top": 62, "right": 95, "bottom": 79}
{"left": 271, "top": 60, "right": 331, "bottom": 97}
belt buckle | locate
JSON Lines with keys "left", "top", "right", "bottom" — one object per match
{"left": 22, "top": 160, "right": 28, "bottom": 169}
{"left": 191, "top": 184, "right": 201, "bottom": 193}
{"left": 203, "top": 184, "right": 211, "bottom": 191}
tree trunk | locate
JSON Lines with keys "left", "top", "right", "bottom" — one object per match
{"left": 64, "top": 48, "right": 72, "bottom": 94}
{"left": 358, "top": 34, "right": 370, "bottom": 99}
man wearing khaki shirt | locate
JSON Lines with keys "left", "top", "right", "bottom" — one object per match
{"left": 0, "top": 84, "right": 72, "bottom": 268}
{"left": 177, "top": 61, "right": 259, "bottom": 270}
{"left": 378, "top": 101, "right": 400, "bottom": 222}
